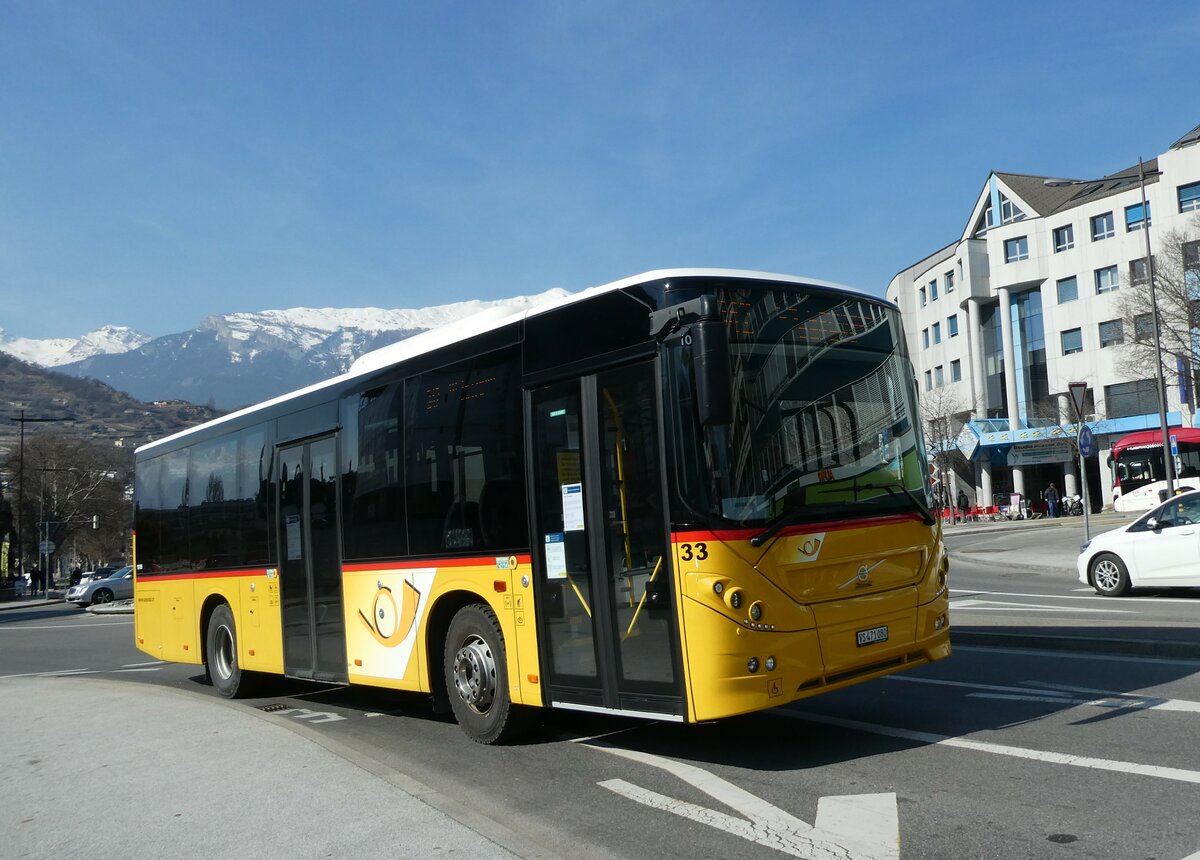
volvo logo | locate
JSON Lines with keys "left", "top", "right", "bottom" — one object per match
{"left": 838, "top": 558, "right": 886, "bottom": 590}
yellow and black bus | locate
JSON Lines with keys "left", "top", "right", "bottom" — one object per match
{"left": 133, "top": 269, "right": 950, "bottom": 743}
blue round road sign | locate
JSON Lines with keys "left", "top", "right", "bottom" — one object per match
{"left": 1078, "top": 424, "right": 1095, "bottom": 458}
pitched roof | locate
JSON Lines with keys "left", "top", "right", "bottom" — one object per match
{"left": 995, "top": 158, "right": 1160, "bottom": 218}
{"left": 1170, "top": 122, "right": 1200, "bottom": 150}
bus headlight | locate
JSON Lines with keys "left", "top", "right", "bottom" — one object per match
{"left": 726, "top": 588, "right": 743, "bottom": 611}
{"left": 748, "top": 601, "right": 763, "bottom": 622}
{"left": 747, "top": 657, "right": 759, "bottom": 673}
{"left": 765, "top": 656, "right": 776, "bottom": 672}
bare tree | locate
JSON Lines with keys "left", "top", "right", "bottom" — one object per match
{"left": 1113, "top": 216, "right": 1200, "bottom": 421}
{"left": 0, "top": 432, "right": 132, "bottom": 576}
{"left": 920, "top": 385, "right": 970, "bottom": 513}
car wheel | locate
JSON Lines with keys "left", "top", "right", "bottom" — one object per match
{"left": 206, "top": 604, "right": 258, "bottom": 698}
{"left": 1091, "top": 553, "right": 1131, "bottom": 597}
{"left": 91, "top": 589, "right": 114, "bottom": 605}
{"left": 443, "top": 604, "right": 534, "bottom": 744}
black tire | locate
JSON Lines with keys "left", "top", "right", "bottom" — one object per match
{"left": 206, "top": 604, "right": 258, "bottom": 698}
{"left": 91, "top": 589, "right": 114, "bottom": 605}
{"left": 443, "top": 604, "right": 533, "bottom": 744}
{"left": 1090, "top": 553, "right": 1131, "bottom": 597}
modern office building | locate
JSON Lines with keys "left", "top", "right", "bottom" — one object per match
{"left": 887, "top": 122, "right": 1200, "bottom": 511}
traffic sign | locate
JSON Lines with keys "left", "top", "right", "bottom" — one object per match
{"left": 1171, "top": 434, "right": 1178, "bottom": 456}
{"left": 1068, "top": 382, "right": 1088, "bottom": 421}
{"left": 1078, "top": 424, "right": 1095, "bottom": 458}
{"left": 38, "top": 540, "right": 55, "bottom": 554}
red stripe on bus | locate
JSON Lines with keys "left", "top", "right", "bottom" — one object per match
{"left": 138, "top": 568, "right": 265, "bottom": 582}
{"left": 344, "top": 555, "right": 533, "bottom": 572}
{"left": 672, "top": 513, "right": 929, "bottom": 543}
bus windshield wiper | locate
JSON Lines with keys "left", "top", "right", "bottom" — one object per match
{"left": 749, "top": 508, "right": 813, "bottom": 548}
{"left": 817, "top": 479, "right": 935, "bottom": 526}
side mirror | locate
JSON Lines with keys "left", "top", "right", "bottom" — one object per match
{"left": 691, "top": 316, "right": 733, "bottom": 426}
{"left": 1146, "top": 516, "right": 1160, "bottom": 531}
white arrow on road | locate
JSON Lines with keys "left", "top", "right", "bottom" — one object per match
{"left": 579, "top": 739, "right": 898, "bottom": 859}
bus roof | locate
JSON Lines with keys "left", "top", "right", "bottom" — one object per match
{"left": 135, "top": 268, "right": 870, "bottom": 456}
{"left": 1111, "top": 426, "right": 1200, "bottom": 455}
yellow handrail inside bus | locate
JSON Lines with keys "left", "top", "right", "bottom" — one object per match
{"left": 623, "top": 555, "right": 662, "bottom": 640}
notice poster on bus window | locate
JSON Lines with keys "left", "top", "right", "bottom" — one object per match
{"left": 561, "top": 483, "right": 585, "bottom": 531}
{"left": 285, "top": 514, "right": 302, "bottom": 560}
{"left": 544, "top": 533, "right": 567, "bottom": 579}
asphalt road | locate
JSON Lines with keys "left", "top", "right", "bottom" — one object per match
{"left": 4, "top": 535, "right": 1200, "bottom": 860}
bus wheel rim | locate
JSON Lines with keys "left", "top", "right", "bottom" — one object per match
{"left": 453, "top": 634, "right": 496, "bottom": 714}
{"left": 213, "top": 624, "right": 235, "bottom": 680}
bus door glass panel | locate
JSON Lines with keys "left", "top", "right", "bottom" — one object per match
{"left": 278, "top": 437, "right": 347, "bottom": 681}
{"left": 596, "top": 363, "right": 676, "bottom": 696}
{"left": 531, "top": 383, "right": 599, "bottom": 687}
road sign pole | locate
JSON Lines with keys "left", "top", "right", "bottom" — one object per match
{"left": 1078, "top": 424, "right": 1091, "bottom": 544}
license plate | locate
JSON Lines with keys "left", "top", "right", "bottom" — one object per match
{"left": 856, "top": 625, "right": 889, "bottom": 647}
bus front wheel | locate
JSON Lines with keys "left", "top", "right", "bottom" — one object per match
{"left": 443, "top": 604, "right": 533, "bottom": 744}
{"left": 206, "top": 604, "right": 258, "bottom": 698}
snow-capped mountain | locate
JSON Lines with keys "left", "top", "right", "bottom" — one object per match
{"left": 40, "top": 290, "right": 570, "bottom": 410}
{"left": 0, "top": 325, "right": 151, "bottom": 367}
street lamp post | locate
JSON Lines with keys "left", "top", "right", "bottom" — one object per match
{"left": 1045, "top": 159, "right": 1174, "bottom": 497}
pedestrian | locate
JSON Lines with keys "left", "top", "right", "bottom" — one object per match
{"left": 31, "top": 564, "right": 43, "bottom": 597}
{"left": 957, "top": 489, "right": 969, "bottom": 523}
{"left": 1044, "top": 482, "right": 1061, "bottom": 518}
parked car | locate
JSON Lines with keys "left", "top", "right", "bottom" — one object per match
{"left": 1078, "top": 490, "right": 1200, "bottom": 596}
{"left": 66, "top": 566, "right": 134, "bottom": 606}
{"left": 76, "top": 567, "right": 118, "bottom": 587}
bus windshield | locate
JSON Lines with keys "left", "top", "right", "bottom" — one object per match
{"left": 668, "top": 284, "right": 931, "bottom": 529}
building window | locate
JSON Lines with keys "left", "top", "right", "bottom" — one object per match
{"left": 1133, "top": 313, "right": 1155, "bottom": 342}
{"left": 1004, "top": 236, "right": 1029, "bottom": 262}
{"left": 1094, "top": 265, "right": 1119, "bottom": 294}
{"left": 934, "top": 365, "right": 945, "bottom": 387}
{"left": 950, "top": 359, "right": 962, "bottom": 382}
{"left": 929, "top": 279, "right": 939, "bottom": 301}
{"left": 1105, "top": 379, "right": 1159, "bottom": 419}
{"left": 1125, "top": 201, "right": 1152, "bottom": 232}
{"left": 945, "top": 271, "right": 955, "bottom": 293}
{"left": 1098, "top": 319, "right": 1124, "bottom": 348}
{"left": 932, "top": 322, "right": 942, "bottom": 344}
{"left": 947, "top": 314, "right": 959, "bottom": 337}
{"left": 1061, "top": 328, "right": 1083, "bottom": 355}
{"left": 1180, "top": 181, "right": 1200, "bottom": 213}
{"left": 999, "top": 193, "right": 1025, "bottom": 224}
{"left": 924, "top": 370, "right": 933, "bottom": 391}
{"left": 922, "top": 328, "right": 929, "bottom": 348}
{"left": 1130, "top": 257, "right": 1149, "bottom": 285}
{"left": 1091, "top": 211, "right": 1115, "bottom": 241}
{"left": 1052, "top": 224, "right": 1074, "bottom": 252}
{"left": 919, "top": 286, "right": 927, "bottom": 307}
{"left": 1056, "top": 276, "right": 1078, "bottom": 303}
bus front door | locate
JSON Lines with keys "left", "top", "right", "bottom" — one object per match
{"left": 529, "top": 360, "right": 683, "bottom": 718}
{"left": 277, "top": 436, "right": 348, "bottom": 683}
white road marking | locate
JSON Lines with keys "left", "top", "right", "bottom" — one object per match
{"left": 121, "top": 660, "right": 166, "bottom": 668}
{"left": 950, "top": 597, "right": 1133, "bottom": 613}
{"left": 782, "top": 711, "right": 1200, "bottom": 785}
{"left": 889, "top": 674, "right": 1200, "bottom": 713}
{"left": 577, "top": 739, "right": 899, "bottom": 859}
{"left": 953, "top": 644, "right": 1200, "bottom": 667}
{"left": 951, "top": 587, "right": 1196, "bottom": 605}
{"left": 264, "top": 706, "right": 347, "bottom": 724}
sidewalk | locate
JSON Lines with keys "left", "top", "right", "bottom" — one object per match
{"left": 0, "top": 675, "right": 540, "bottom": 859}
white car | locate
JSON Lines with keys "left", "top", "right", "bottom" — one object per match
{"left": 1078, "top": 490, "right": 1200, "bottom": 596}
{"left": 66, "top": 565, "right": 134, "bottom": 606}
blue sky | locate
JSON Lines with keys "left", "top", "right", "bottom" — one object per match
{"left": 2, "top": 1, "right": 1198, "bottom": 339}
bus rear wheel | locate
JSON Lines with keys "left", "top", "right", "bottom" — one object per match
{"left": 444, "top": 604, "right": 533, "bottom": 744}
{"left": 206, "top": 604, "right": 258, "bottom": 698}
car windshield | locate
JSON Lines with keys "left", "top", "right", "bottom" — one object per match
{"left": 667, "top": 283, "right": 931, "bottom": 528}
